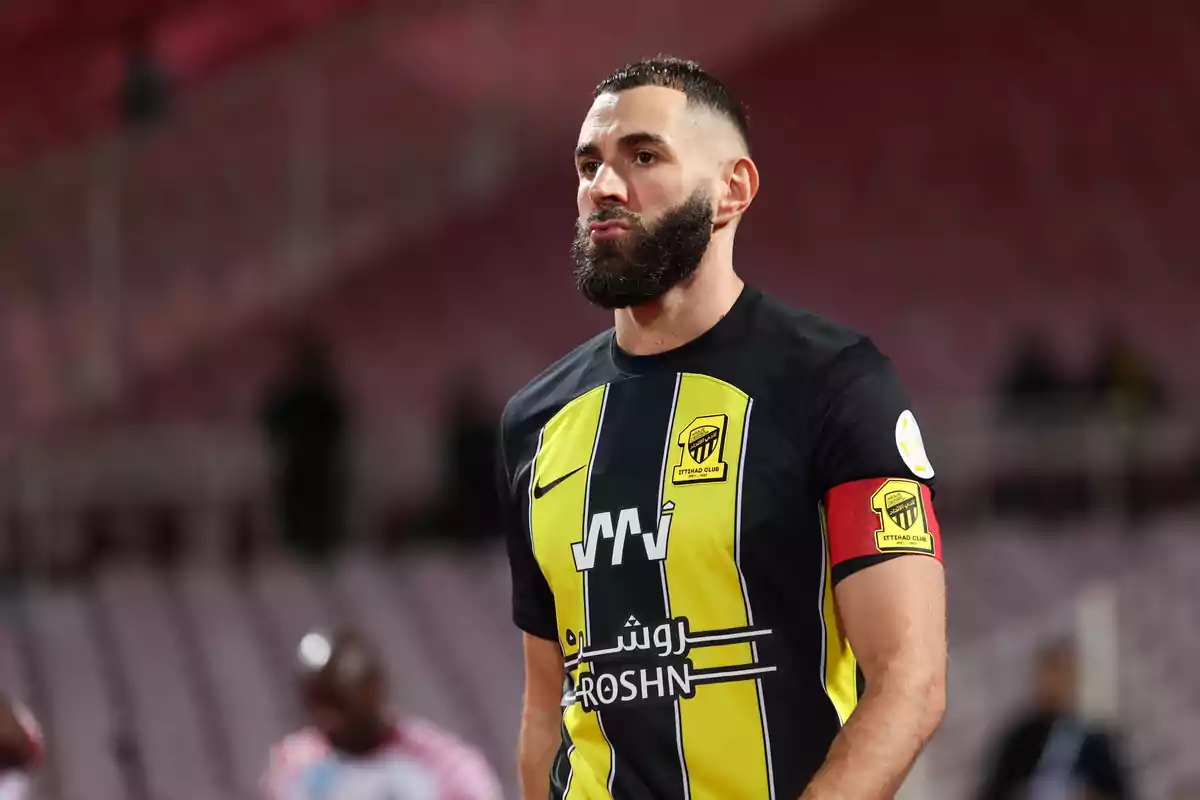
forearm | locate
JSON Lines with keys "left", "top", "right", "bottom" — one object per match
{"left": 801, "top": 673, "right": 944, "bottom": 799}
{"left": 518, "top": 706, "right": 560, "bottom": 800}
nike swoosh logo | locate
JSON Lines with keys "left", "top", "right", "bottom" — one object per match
{"left": 533, "top": 465, "right": 587, "bottom": 499}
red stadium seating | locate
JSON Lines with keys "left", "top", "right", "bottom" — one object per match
{"left": 1, "top": 0, "right": 1196, "bottom": 522}
{"left": 108, "top": 2, "right": 1200, "bottom": 411}
{"left": 0, "top": 0, "right": 379, "bottom": 170}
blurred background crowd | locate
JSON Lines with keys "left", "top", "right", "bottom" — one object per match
{"left": 0, "top": 0, "right": 1198, "bottom": 797}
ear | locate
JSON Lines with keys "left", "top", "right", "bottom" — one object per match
{"left": 713, "top": 156, "right": 759, "bottom": 228}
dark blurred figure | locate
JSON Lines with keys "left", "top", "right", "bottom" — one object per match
{"left": 999, "top": 330, "right": 1071, "bottom": 421}
{"left": 261, "top": 627, "right": 501, "bottom": 798}
{"left": 978, "top": 640, "right": 1131, "bottom": 800}
{"left": 119, "top": 19, "right": 171, "bottom": 128}
{"left": 1087, "top": 330, "right": 1169, "bottom": 522}
{"left": 0, "top": 695, "right": 43, "bottom": 798}
{"left": 429, "top": 371, "right": 500, "bottom": 544}
{"left": 262, "top": 337, "right": 348, "bottom": 562}
{"left": 1087, "top": 330, "right": 1165, "bottom": 420}
{"left": 994, "top": 332, "right": 1086, "bottom": 521}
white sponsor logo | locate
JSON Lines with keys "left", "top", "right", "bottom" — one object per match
{"left": 571, "top": 502, "right": 675, "bottom": 572}
{"left": 577, "top": 664, "right": 696, "bottom": 709}
{"left": 563, "top": 617, "right": 777, "bottom": 711}
{"left": 895, "top": 410, "right": 934, "bottom": 478}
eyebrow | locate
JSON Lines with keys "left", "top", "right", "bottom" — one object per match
{"left": 575, "top": 132, "right": 671, "bottom": 160}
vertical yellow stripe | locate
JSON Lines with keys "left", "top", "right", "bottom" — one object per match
{"left": 661, "top": 374, "right": 770, "bottom": 800}
{"left": 819, "top": 505, "right": 858, "bottom": 724}
{"left": 529, "top": 385, "right": 612, "bottom": 798}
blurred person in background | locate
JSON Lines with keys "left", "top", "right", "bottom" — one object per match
{"left": 999, "top": 330, "right": 1072, "bottom": 423}
{"left": 993, "top": 330, "right": 1082, "bottom": 520}
{"left": 117, "top": 12, "right": 171, "bottom": 129}
{"left": 261, "top": 335, "right": 350, "bottom": 562}
{"left": 1086, "top": 329, "right": 1168, "bottom": 522}
{"left": 1087, "top": 329, "right": 1165, "bottom": 422}
{"left": 0, "top": 696, "right": 43, "bottom": 800}
{"left": 427, "top": 370, "right": 501, "bottom": 544}
{"left": 499, "top": 57, "right": 946, "bottom": 800}
{"left": 262, "top": 627, "right": 501, "bottom": 799}
{"left": 977, "top": 639, "right": 1131, "bottom": 800}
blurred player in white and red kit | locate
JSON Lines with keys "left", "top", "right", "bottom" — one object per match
{"left": 263, "top": 627, "right": 501, "bottom": 799}
{"left": 0, "top": 695, "right": 44, "bottom": 800}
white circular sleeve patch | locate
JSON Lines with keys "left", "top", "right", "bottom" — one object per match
{"left": 895, "top": 409, "right": 935, "bottom": 478}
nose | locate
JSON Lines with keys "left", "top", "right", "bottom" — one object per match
{"left": 587, "top": 163, "right": 628, "bottom": 206}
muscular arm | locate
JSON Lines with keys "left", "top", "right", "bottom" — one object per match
{"left": 520, "top": 634, "right": 565, "bottom": 800}
{"left": 801, "top": 556, "right": 947, "bottom": 799}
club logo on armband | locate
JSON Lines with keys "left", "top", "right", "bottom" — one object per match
{"left": 885, "top": 491, "right": 919, "bottom": 530}
{"left": 871, "top": 479, "right": 935, "bottom": 554}
{"left": 672, "top": 414, "right": 729, "bottom": 485}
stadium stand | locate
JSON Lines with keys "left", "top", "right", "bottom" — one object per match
{"left": 4, "top": 0, "right": 1196, "bottom": 478}
{"left": 0, "top": 529, "right": 1195, "bottom": 799}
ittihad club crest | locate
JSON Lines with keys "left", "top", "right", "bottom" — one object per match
{"left": 885, "top": 490, "right": 919, "bottom": 531}
{"left": 687, "top": 425, "right": 720, "bottom": 464}
{"left": 673, "top": 414, "right": 730, "bottom": 484}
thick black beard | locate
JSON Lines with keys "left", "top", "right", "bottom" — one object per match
{"left": 572, "top": 191, "right": 714, "bottom": 310}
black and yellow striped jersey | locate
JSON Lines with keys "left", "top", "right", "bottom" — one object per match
{"left": 498, "top": 285, "right": 940, "bottom": 799}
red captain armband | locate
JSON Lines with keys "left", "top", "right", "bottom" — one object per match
{"left": 824, "top": 478, "right": 942, "bottom": 567}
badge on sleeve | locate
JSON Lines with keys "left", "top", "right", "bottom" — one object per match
{"left": 896, "top": 410, "right": 934, "bottom": 478}
{"left": 871, "top": 479, "right": 936, "bottom": 555}
{"left": 824, "top": 478, "right": 942, "bottom": 566}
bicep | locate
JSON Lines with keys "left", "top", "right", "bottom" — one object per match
{"left": 523, "top": 633, "right": 565, "bottom": 715}
{"left": 518, "top": 634, "right": 564, "bottom": 798}
{"left": 834, "top": 556, "right": 946, "bottom": 688}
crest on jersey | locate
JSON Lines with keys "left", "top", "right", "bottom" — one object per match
{"left": 673, "top": 414, "right": 729, "bottom": 484}
{"left": 885, "top": 490, "right": 919, "bottom": 530}
{"left": 688, "top": 425, "right": 720, "bottom": 463}
{"left": 871, "top": 479, "right": 935, "bottom": 554}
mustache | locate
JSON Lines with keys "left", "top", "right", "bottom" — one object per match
{"left": 587, "top": 207, "right": 639, "bottom": 225}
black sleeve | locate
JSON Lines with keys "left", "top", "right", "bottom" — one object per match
{"left": 1078, "top": 730, "right": 1133, "bottom": 800}
{"left": 976, "top": 724, "right": 1028, "bottom": 800}
{"left": 497, "top": 412, "right": 559, "bottom": 641}
{"left": 810, "top": 339, "right": 939, "bottom": 583}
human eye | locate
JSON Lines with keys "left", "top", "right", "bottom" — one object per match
{"left": 634, "top": 151, "right": 658, "bottom": 166}
{"left": 579, "top": 160, "right": 600, "bottom": 176}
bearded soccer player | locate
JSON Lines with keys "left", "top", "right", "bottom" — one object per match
{"left": 497, "top": 57, "right": 947, "bottom": 799}
{"left": 262, "top": 627, "right": 501, "bottom": 800}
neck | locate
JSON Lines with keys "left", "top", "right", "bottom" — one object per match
{"left": 334, "top": 718, "right": 395, "bottom": 756}
{"left": 613, "top": 239, "right": 743, "bottom": 357}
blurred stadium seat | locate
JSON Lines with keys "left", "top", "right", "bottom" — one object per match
{"left": 1, "top": 531, "right": 1198, "bottom": 798}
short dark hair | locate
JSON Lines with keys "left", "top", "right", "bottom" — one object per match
{"left": 594, "top": 56, "right": 750, "bottom": 153}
